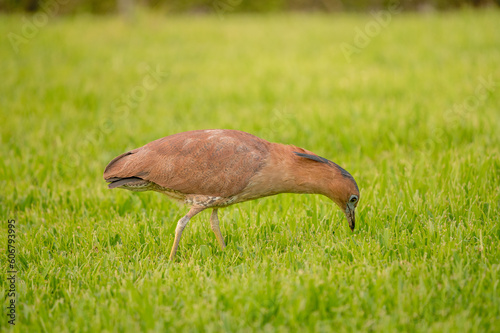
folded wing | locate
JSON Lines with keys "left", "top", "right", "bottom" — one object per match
{"left": 103, "top": 129, "right": 270, "bottom": 197}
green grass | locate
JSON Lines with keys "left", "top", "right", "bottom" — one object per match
{"left": 1, "top": 9, "right": 500, "bottom": 332}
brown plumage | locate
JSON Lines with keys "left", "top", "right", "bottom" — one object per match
{"left": 104, "top": 129, "right": 360, "bottom": 260}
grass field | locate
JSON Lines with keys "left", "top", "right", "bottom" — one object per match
{"left": 1, "top": 8, "right": 500, "bottom": 332}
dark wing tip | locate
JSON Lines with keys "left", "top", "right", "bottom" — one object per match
{"left": 108, "top": 182, "right": 120, "bottom": 189}
{"left": 106, "top": 177, "right": 145, "bottom": 189}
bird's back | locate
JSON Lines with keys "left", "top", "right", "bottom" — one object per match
{"left": 103, "top": 129, "right": 270, "bottom": 197}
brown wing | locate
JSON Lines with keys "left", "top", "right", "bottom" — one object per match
{"left": 103, "top": 129, "right": 270, "bottom": 197}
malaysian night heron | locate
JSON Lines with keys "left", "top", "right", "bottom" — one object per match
{"left": 103, "top": 129, "right": 360, "bottom": 260}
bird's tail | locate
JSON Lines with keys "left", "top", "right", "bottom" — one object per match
{"left": 103, "top": 148, "right": 152, "bottom": 191}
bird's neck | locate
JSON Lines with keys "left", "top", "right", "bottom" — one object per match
{"left": 277, "top": 144, "right": 335, "bottom": 195}
{"left": 245, "top": 143, "right": 337, "bottom": 197}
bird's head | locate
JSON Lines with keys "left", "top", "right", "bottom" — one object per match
{"left": 321, "top": 169, "right": 359, "bottom": 231}
{"left": 339, "top": 190, "right": 360, "bottom": 232}
{"left": 293, "top": 152, "right": 360, "bottom": 231}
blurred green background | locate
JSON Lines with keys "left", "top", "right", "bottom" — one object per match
{"left": 1, "top": 0, "right": 499, "bottom": 14}
{"left": 1, "top": 1, "right": 500, "bottom": 332}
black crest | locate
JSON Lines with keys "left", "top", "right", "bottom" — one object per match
{"left": 293, "top": 152, "right": 359, "bottom": 191}
{"left": 293, "top": 152, "right": 330, "bottom": 164}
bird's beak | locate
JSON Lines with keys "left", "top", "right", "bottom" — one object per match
{"left": 345, "top": 205, "right": 355, "bottom": 231}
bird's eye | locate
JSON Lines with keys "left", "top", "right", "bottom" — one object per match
{"left": 349, "top": 195, "right": 358, "bottom": 203}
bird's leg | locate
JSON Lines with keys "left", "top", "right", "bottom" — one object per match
{"left": 169, "top": 206, "right": 204, "bottom": 261}
{"left": 210, "top": 208, "right": 226, "bottom": 250}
